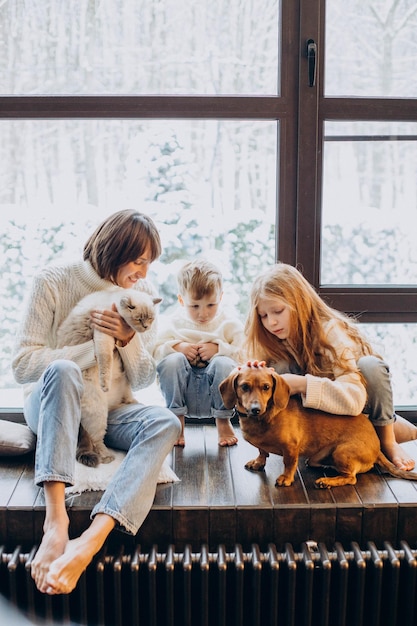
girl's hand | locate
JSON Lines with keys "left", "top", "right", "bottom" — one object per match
{"left": 243, "top": 360, "right": 273, "bottom": 370}
{"left": 281, "top": 373, "right": 307, "bottom": 395}
{"left": 90, "top": 304, "right": 135, "bottom": 344}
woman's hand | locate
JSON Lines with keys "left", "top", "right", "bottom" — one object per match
{"left": 90, "top": 303, "right": 135, "bottom": 345}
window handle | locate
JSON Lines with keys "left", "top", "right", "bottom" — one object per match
{"left": 306, "top": 39, "right": 317, "bottom": 87}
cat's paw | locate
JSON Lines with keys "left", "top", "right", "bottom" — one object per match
{"left": 77, "top": 451, "right": 100, "bottom": 467}
{"left": 95, "top": 443, "right": 115, "bottom": 464}
{"left": 100, "top": 453, "right": 115, "bottom": 464}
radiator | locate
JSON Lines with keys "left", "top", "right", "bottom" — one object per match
{"left": 1, "top": 541, "right": 416, "bottom": 626}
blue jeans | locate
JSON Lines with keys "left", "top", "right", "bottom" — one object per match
{"left": 156, "top": 352, "right": 236, "bottom": 419}
{"left": 357, "top": 355, "right": 396, "bottom": 426}
{"left": 272, "top": 355, "right": 395, "bottom": 427}
{"left": 24, "top": 359, "right": 181, "bottom": 535}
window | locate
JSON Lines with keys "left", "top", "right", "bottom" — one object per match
{"left": 0, "top": 0, "right": 284, "bottom": 407}
{"left": 296, "top": 0, "right": 417, "bottom": 410}
{"left": 1, "top": 0, "right": 417, "bottom": 412}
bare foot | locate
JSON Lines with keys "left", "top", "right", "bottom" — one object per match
{"left": 382, "top": 440, "right": 415, "bottom": 471}
{"left": 394, "top": 414, "right": 417, "bottom": 444}
{"left": 31, "top": 523, "right": 69, "bottom": 593}
{"left": 45, "top": 536, "right": 97, "bottom": 594}
{"left": 375, "top": 422, "right": 416, "bottom": 471}
{"left": 45, "top": 514, "right": 115, "bottom": 595}
{"left": 174, "top": 416, "right": 185, "bottom": 447}
{"left": 216, "top": 418, "right": 238, "bottom": 447}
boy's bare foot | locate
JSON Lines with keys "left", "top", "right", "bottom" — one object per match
{"left": 31, "top": 523, "right": 69, "bottom": 593}
{"left": 216, "top": 418, "right": 238, "bottom": 447}
{"left": 174, "top": 415, "right": 185, "bottom": 447}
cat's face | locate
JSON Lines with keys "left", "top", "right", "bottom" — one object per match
{"left": 118, "top": 294, "right": 162, "bottom": 333}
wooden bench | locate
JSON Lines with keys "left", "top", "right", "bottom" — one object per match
{"left": 1, "top": 421, "right": 417, "bottom": 553}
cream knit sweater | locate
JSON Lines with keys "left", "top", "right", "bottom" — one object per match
{"left": 277, "top": 320, "right": 368, "bottom": 417}
{"left": 12, "top": 260, "right": 158, "bottom": 400}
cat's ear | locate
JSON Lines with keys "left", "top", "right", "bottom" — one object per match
{"left": 153, "top": 297, "right": 162, "bottom": 305}
{"left": 119, "top": 296, "right": 132, "bottom": 309}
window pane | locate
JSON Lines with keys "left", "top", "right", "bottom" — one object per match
{"left": 0, "top": 0, "right": 280, "bottom": 96}
{"left": 325, "top": 0, "right": 417, "bottom": 97}
{"left": 0, "top": 119, "right": 277, "bottom": 404}
{"left": 321, "top": 121, "right": 417, "bottom": 285}
{"left": 361, "top": 324, "right": 417, "bottom": 406}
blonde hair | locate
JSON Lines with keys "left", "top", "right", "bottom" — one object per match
{"left": 177, "top": 259, "right": 223, "bottom": 300}
{"left": 84, "top": 210, "right": 161, "bottom": 282}
{"left": 244, "top": 263, "right": 374, "bottom": 378}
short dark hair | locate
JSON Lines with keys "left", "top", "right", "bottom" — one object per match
{"left": 83, "top": 210, "right": 161, "bottom": 281}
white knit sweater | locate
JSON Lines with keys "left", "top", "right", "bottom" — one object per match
{"left": 12, "top": 260, "right": 158, "bottom": 400}
{"left": 153, "top": 306, "right": 244, "bottom": 363}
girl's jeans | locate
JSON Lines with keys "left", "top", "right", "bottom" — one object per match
{"left": 156, "top": 352, "right": 236, "bottom": 419}
{"left": 24, "top": 359, "right": 181, "bottom": 535}
{"left": 357, "top": 355, "right": 396, "bottom": 426}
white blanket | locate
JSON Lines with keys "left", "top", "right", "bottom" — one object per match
{"left": 65, "top": 450, "right": 179, "bottom": 495}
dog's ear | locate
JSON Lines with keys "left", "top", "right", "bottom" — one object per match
{"left": 272, "top": 373, "right": 291, "bottom": 410}
{"left": 219, "top": 371, "right": 240, "bottom": 409}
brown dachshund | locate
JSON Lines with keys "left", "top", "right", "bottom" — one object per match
{"left": 219, "top": 362, "right": 417, "bottom": 488}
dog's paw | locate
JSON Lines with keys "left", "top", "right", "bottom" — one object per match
{"left": 314, "top": 478, "right": 332, "bottom": 489}
{"left": 245, "top": 460, "right": 265, "bottom": 472}
{"left": 275, "top": 474, "right": 294, "bottom": 487}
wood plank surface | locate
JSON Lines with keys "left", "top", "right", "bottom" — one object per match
{"left": 1, "top": 424, "right": 417, "bottom": 552}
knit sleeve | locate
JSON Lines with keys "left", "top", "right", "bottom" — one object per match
{"left": 12, "top": 274, "right": 96, "bottom": 385}
{"left": 301, "top": 322, "right": 366, "bottom": 415}
{"left": 152, "top": 312, "right": 184, "bottom": 362}
{"left": 302, "top": 370, "right": 366, "bottom": 415}
{"left": 214, "top": 319, "right": 245, "bottom": 361}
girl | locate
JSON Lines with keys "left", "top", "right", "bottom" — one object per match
{"left": 244, "top": 263, "right": 417, "bottom": 471}
{"left": 12, "top": 210, "right": 181, "bottom": 595}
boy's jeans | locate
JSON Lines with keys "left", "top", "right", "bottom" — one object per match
{"left": 157, "top": 352, "right": 236, "bottom": 419}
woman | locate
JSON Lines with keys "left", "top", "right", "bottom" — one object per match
{"left": 243, "top": 263, "right": 417, "bottom": 471}
{"left": 12, "top": 210, "right": 181, "bottom": 595}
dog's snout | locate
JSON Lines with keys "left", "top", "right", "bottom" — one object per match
{"left": 249, "top": 403, "right": 262, "bottom": 417}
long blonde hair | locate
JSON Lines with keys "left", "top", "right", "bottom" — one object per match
{"left": 244, "top": 263, "right": 374, "bottom": 378}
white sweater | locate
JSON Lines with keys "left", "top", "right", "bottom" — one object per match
{"left": 12, "top": 260, "right": 158, "bottom": 399}
{"left": 153, "top": 306, "right": 244, "bottom": 363}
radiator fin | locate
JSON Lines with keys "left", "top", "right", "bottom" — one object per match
{"left": 1, "top": 541, "right": 416, "bottom": 626}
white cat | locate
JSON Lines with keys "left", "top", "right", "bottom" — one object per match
{"left": 56, "top": 287, "right": 161, "bottom": 467}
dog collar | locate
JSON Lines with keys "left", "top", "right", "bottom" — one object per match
{"left": 233, "top": 407, "right": 248, "bottom": 419}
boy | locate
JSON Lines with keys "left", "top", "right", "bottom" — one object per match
{"left": 154, "top": 259, "right": 244, "bottom": 446}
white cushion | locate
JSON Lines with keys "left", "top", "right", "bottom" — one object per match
{"left": 0, "top": 420, "right": 36, "bottom": 456}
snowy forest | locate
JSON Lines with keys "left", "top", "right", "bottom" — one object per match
{"left": 1, "top": 0, "right": 417, "bottom": 405}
